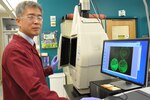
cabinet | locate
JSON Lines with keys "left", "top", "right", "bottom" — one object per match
{"left": 2, "top": 18, "right": 18, "bottom": 47}
{"left": 48, "top": 73, "right": 67, "bottom": 97}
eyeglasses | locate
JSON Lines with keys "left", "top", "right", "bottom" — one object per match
{"left": 20, "top": 15, "right": 43, "bottom": 22}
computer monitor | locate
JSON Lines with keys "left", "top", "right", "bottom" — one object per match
{"left": 101, "top": 39, "right": 149, "bottom": 90}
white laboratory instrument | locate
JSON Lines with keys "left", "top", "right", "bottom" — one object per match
{"left": 58, "top": 4, "right": 111, "bottom": 94}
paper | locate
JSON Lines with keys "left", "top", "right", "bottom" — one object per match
{"left": 112, "top": 26, "right": 129, "bottom": 39}
{"left": 41, "top": 31, "right": 58, "bottom": 48}
{"left": 101, "top": 84, "right": 121, "bottom": 91}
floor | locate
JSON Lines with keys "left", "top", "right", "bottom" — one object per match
{"left": 0, "top": 85, "right": 3, "bottom": 100}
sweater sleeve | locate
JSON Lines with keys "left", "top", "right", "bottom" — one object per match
{"left": 43, "top": 66, "right": 53, "bottom": 76}
{"left": 5, "top": 47, "right": 68, "bottom": 100}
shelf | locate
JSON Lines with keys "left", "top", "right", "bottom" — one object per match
{"left": 2, "top": 18, "right": 18, "bottom": 30}
{"left": 3, "top": 30, "right": 18, "bottom": 34}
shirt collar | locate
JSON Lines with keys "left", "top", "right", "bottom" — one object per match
{"left": 17, "top": 31, "right": 35, "bottom": 46}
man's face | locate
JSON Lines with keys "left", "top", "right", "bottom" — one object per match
{"left": 16, "top": 7, "right": 42, "bottom": 38}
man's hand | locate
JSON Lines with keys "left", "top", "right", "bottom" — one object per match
{"left": 80, "top": 97, "right": 101, "bottom": 100}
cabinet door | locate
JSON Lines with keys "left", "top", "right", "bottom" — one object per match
{"left": 2, "top": 18, "right": 18, "bottom": 47}
{"left": 106, "top": 19, "right": 136, "bottom": 39}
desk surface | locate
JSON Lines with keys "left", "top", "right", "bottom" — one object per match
{"left": 112, "top": 87, "right": 150, "bottom": 100}
{"left": 140, "top": 87, "right": 150, "bottom": 94}
{"left": 64, "top": 84, "right": 90, "bottom": 100}
{"left": 64, "top": 79, "right": 117, "bottom": 100}
{"left": 64, "top": 80, "right": 150, "bottom": 100}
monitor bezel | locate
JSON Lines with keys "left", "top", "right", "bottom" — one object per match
{"left": 101, "top": 38, "right": 149, "bottom": 87}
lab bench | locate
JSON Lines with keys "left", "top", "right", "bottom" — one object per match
{"left": 64, "top": 78, "right": 150, "bottom": 100}
{"left": 64, "top": 84, "right": 90, "bottom": 100}
{"left": 64, "top": 79, "right": 118, "bottom": 100}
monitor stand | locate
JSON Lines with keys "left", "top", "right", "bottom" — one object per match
{"left": 110, "top": 80, "right": 141, "bottom": 90}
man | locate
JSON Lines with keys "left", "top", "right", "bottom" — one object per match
{"left": 2, "top": 1, "right": 68, "bottom": 100}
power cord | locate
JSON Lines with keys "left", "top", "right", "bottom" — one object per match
{"left": 117, "top": 90, "right": 128, "bottom": 100}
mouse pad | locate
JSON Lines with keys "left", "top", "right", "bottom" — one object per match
{"left": 119, "top": 90, "right": 150, "bottom": 100}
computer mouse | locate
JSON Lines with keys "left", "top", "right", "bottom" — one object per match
{"left": 104, "top": 96, "right": 123, "bottom": 100}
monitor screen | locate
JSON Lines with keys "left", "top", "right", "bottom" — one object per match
{"left": 101, "top": 39, "right": 149, "bottom": 89}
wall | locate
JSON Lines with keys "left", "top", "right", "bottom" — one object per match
{"left": 89, "top": 0, "right": 150, "bottom": 37}
{"left": 38, "top": 0, "right": 150, "bottom": 73}
{"left": 38, "top": 0, "right": 78, "bottom": 73}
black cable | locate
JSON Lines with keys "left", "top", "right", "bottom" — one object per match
{"left": 118, "top": 90, "right": 128, "bottom": 100}
{"left": 107, "top": 89, "right": 128, "bottom": 100}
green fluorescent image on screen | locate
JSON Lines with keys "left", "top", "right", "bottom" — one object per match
{"left": 109, "top": 47, "right": 133, "bottom": 75}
